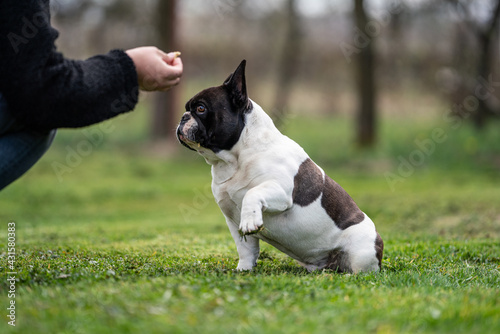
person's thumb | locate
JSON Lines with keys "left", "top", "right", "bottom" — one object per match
{"left": 162, "top": 51, "right": 182, "bottom": 65}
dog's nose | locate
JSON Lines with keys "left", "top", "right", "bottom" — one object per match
{"left": 180, "top": 112, "right": 191, "bottom": 123}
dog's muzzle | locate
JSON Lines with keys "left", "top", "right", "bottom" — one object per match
{"left": 177, "top": 112, "right": 199, "bottom": 151}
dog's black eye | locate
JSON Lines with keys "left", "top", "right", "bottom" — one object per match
{"left": 196, "top": 105, "right": 206, "bottom": 114}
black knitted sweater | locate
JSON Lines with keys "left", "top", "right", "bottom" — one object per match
{"left": 0, "top": 0, "right": 139, "bottom": 131}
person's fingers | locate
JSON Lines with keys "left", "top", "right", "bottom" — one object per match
{"left": 170, "top": 56, "right": 182, "bottom": 68}
{"left": 158, "top": 77, "right": 181, "bottom": 92}
{"left": 127, "top": 47, "right": 183, "bottom": 91}
{"left": 161, "top": 51, "right": 182, "bottom": 65}
{"left": 165, "top": 58, "right": 183, "bottom": 80}
{"left": 156, "top": 58, "right": 183, "bottom": 81}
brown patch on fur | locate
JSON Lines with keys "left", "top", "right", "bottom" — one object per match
{"left": 293, "top": 158, "right": 364, "bottom": 230}
{"left": 292, "top": 158, "right": 323, "bottom": 206}
{"left": 321, "top": 176, "right": 365, "bottom": 230}
{"left": 375, "top": 232, "right": 384, "bottom": 269}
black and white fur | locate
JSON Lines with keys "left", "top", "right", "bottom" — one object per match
{"left": 177, "top": 60, "right": 383, "bottom": 273}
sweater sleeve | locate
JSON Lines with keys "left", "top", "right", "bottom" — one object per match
{"left": 0, "top": 0, "right": 139, "bottom": 131}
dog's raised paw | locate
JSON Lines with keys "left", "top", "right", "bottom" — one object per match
{"left": 238, "top": 225, "right": 264, "bottom": 239}
{"left": 238, "top": 217, "right": 264, "bottom": 237}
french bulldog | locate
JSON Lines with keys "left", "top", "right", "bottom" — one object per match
{"left": 177, "top": 60, "right": 383, "bottom": 273}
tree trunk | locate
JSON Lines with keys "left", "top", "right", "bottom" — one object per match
{"left": 151, "top": 0, "right": 180, "bottom": 142}
{"left": 354, "top": 0, "right": 377, "bottom": 148}
{"left": 271, "top": 0, "right": 302, "bottom": 127}
{"left": 473, "top": 0, "right": 500, "bottom": 129}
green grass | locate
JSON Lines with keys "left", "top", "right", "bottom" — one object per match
{"left": 1, "top": 107, "right": 499, "bottom": 333}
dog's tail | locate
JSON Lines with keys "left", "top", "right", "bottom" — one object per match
{"left": 375, "top": 232, "right": 384, "bottom": 269}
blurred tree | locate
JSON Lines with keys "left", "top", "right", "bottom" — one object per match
{"left": 471, "top": 0, "right": 500, "bottom": 128}
{"left": 271, "top": 0, "right": 302, "bottom": 126}
{"left": 447, "top": 0, "right": 500, "bottom": 128}
{"left": 151, "top": 0, "right": 180, "bottom": 143}
{"left": 354, "top": 0, "right": 377, "bottom": 148}
{"left": 386, "top": 2, "right": 404, "bottom": 86}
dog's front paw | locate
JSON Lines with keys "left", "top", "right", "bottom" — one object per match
{"left": 239, "top": 215, "right": 264, "bottom": 236}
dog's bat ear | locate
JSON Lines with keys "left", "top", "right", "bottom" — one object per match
{"left": 223, "top": 60, "right": 250, "bottom": 111}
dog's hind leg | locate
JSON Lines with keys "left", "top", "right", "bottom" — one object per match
{"left": 325, "top": 250, "right": 352, "bottom": 273}
{"left": 335, "top": 216, "right": 381, "bottom": 273}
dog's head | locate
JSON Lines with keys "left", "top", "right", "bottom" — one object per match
{"left": 177, "top": 60, "right": 252, "bottom": 155}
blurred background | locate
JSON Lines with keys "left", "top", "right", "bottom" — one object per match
{"left": 50, "top": 0, "right": 500, "bottom": 146}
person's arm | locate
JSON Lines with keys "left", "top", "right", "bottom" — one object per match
{"left": 7, "top": 49, "right": 140, "bottom": 130}
{"left": 0, "top": 1, "right": 180, "bottom": 131}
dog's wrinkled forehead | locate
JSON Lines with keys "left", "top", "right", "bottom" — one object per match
{"left": 185, "top": 59, "right": 249, "bottom": 115}
{"left": 185, "top": 85, "right": 232, "bottom": 113}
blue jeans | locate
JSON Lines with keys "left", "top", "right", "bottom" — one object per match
{"left": 0, "top": 93, "right": 56, "bottom": 190}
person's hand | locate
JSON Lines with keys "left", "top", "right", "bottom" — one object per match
{"left": 125, "top": 46, "right": 183, "bottom": 92}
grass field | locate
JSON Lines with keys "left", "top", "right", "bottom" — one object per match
{"left": 1, "top": 102, "right": 499, "bottom": 333}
